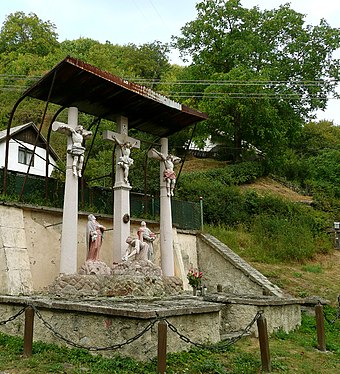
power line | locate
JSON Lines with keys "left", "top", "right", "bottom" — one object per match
{"left": 0, "top": 88, "right": 336, "bottom": 100}
{"left": 0, "top": 75, "right": 338, "bottom": 100}
{"left": 147, "top": 0, "right": 165, "bottom": 23}
{"left": 129, "top": 79, "right": 339, "bottom": 85}
{"left": 0, "top": 74, "right": 338, "bottom": 85}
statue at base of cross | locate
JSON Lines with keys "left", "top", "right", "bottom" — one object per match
{"left": 122, "top": 236, "right": 149, "bottom": 262}
{"left": 137, "top": 221, "right": 156, "bottom": 261}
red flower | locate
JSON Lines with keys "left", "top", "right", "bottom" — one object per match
{"left": 187, "top": 268, "right": 204, "bottom": 287}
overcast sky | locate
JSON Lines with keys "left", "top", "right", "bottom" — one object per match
{"left": 0, "top": 0, "right": 339, "bottom": 124}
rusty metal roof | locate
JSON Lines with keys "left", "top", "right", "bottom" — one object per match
{"left": 23, "top": 56, "right": 208, "bottom": 137}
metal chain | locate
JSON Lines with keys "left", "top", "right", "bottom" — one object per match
{"left": 164, "top": 310, "right": 263, "bottom": 352}
{"left": 31, "top": 304, "right": 161, "bottom": 351}
{"left": 0, "top": 304, "right": 263, "bottom": 353}
{"left": 324, "top": 295, "right": 340, "bottom": 325}
{"left": 0, "top": 305, "right": 28, "bottom": 326}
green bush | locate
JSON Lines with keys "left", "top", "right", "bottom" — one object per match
{"left": 205, "top": 190, "right": 333, "bottom": 263}
{"left": 251, "top": 214, "right": 318, "bottom": 261}
{"left": 178, "top": 161, "right": 266, "bottom": 226}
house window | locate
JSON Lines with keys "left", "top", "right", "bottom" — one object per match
{"left": 18, "top": 146, "right": 34, "bottom": 166}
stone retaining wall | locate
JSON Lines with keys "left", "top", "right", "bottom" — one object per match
{"left": 0, "top": 295, "right": 221, "bottom": 361}
{"left": 205, "top": 294, "right": 301, "bottom": 337}
{"left": 0, "top": 203, "right": 198, "bottom": 294}
{"left": 0, "top": 206, "right": 33, "bottom": 295}
{"left": 197, "top": 234, "right": 283, "bottom": 297}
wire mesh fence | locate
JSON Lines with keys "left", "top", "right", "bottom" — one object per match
{"left": 0, "top": 170, "right": 201, "bottom": 230}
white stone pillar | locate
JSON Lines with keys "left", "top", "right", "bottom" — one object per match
{"left": 112, "top": 116, "right": 132, "bottom": 263}
{"left": 60, "top": 107, "right": 79, "bottom": 274}
{"left": 159, "top": 137, "right": 175, "bottom": 276}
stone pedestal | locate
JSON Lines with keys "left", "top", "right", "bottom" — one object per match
{"left": 49, "top": 260, "right": 183, "bottom": 298}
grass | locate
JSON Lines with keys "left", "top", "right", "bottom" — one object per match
{"left": 1, "top": 310, "right": 340, "bottom": 373}
{"left": 205, "top": 222, "right": 340, "bottom": 305}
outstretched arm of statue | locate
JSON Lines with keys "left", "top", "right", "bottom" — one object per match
{"left": 52, "top": 122, "right": 75, "bottom": 136}
{"left": 151, "top": 148, "right": 166, "bottom": 160}
{"left": 173, "top": 155, "right": 181, "bottom": 164}
{"left": 111, "top": 134, "right": 123, "bottom": 147}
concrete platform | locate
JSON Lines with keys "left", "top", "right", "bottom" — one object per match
{"left": 0, "top": 295, "right": 221, "bottom": 361}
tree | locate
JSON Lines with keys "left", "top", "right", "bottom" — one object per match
{"left": 61, "top": 39, "right": 170, "bottom": 85}
{"left": 172, "top": 0, "right": 340, "bottom": 161}
{"left": 295, "top": 120, "right": 340, "bottom": 156}
{"left": 60, "top": 38, "right": 101, "bottom": 61}
{"left": 0, "top": 12, "right": 59, "bottom": 56}
{"left": 126, "top": 41, "right": 170, "bottom": 84}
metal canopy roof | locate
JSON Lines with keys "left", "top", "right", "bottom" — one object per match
{"left": 23, "top": 56, "right": 208, "bottom": 137}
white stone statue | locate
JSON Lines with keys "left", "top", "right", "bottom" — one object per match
{"left": 137, "top": 221, "right": 156, "bottom": 261}
{"left": 122, "top": 236, "right": 149, "bottom": 262}
{"left": 52, "top": 122, "right": 92, "bottom": 177}
{"left": 151, "top": 148, "right": 181, "bottom": 197}
{"left": 112, "top": 135, "right": 138, "bottom": 185}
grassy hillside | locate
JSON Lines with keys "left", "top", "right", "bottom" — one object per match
{"left": 240, "top": 177, "right": 339, "bottom": 304}
{"left": 181, "top": 157, "right": 339, "bottom": 306}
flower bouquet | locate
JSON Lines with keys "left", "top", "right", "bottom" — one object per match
{"left": 187, "top": 268, "right": 203, "bottom": 288}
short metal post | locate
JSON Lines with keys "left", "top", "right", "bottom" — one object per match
{"left": 315, "top": 303, "right": 326, "bottom": 351}
{"left": 157, "top": 320, "right": 167, "bottom": 374}
{"left": 199, "top": 196, "right": 204, "bottom": 231}
{"left": 23, "top": 306, "right": 35, "bottom": 357}
{"left": 257, "top": 313, "right": 271, "bottom": 372}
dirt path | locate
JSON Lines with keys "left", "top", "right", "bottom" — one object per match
{"left": 239, "top": 176, "right": 313, "bottom": 203}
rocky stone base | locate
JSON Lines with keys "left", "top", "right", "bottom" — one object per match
{"left": 111, "top": 259, "right": 163, "bottom": 277}
{"left": 49, "top": 260, "right": 183, "bottom": 298}
{"left": 79, "top": 260, "right": 111, "bottom": 275}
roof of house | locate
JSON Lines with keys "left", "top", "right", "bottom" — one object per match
{"left": 22, "top": 56, "right": 208, "bottom": 137}
{"left": 0, "top": 122, "right": 59, "bottom": 160}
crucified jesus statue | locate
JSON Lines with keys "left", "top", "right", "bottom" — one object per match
{"left": 151, "top": 148, "right": 181, "bottom": 197}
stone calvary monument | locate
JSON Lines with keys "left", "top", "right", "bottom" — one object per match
{"left": 0, "top": 58, "right": 302, "bottom": 362}
{"left": 39, "top": 57, "right": 207, "bottom": 296}
{"left": 50, "top": 109, "right": 185, "bottom": 297}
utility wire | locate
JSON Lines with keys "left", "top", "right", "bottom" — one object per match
{"left": 0, "top": 75, "right": 338, "bottom": 100}
{"left": 0, "top": 74, "right": 338, "bottom": 85}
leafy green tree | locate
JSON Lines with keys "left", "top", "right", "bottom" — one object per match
{"left": 295, "top": 120, "right": 340, "bottom": 156}
{"left": 60, "top": 38, "right": 101, "bottom": 61}
{"left": 173, "top": 0, "right": 340, "bottom": 161}
{"left": 0, "top": 11, "right": 59, "bottom": 56}
{"left": 125, "top": 41, "right": 170, "bottom": 83}
{"left": 270, "top": 120, "right": 340, "bottom": 185}
{"left": 61, "top": 39, "right": 170, "bottom": 85}
{"left": 0, "top": 11, "right": 61, "bottom": 128}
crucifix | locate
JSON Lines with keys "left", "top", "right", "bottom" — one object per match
{"left": 52, "top": 107, "right": 92, "bottom": 274}
{"left": 148, "top": 137, "right": 180, "bottom": 276}
{"left": 52, "top": 120, "right": 92, "bottom": 178}
{"left": 103, "top": 115, "right": 140, "bottom": 263}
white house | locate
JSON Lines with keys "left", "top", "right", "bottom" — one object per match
{"left": 0, "top": 122, "right": 58, "bottom": 177}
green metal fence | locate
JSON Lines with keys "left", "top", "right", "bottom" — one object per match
{"left": 0, "top": 170, "right": 201, "bottom": 230}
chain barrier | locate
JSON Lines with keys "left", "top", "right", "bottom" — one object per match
{"left": 162, "top": 310, "right": 263, "bottom": 352}
{"left": 324, "top": 295, "right": 340, "bottom": 325}
{"left": 30, "top": 304, "right": 161, "bottom": 352}
{"left": 0, "top": 304, "right": 263, "bottom": 353}
{"left": 0, "top": 305, "right": 28, "bottom": 326}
